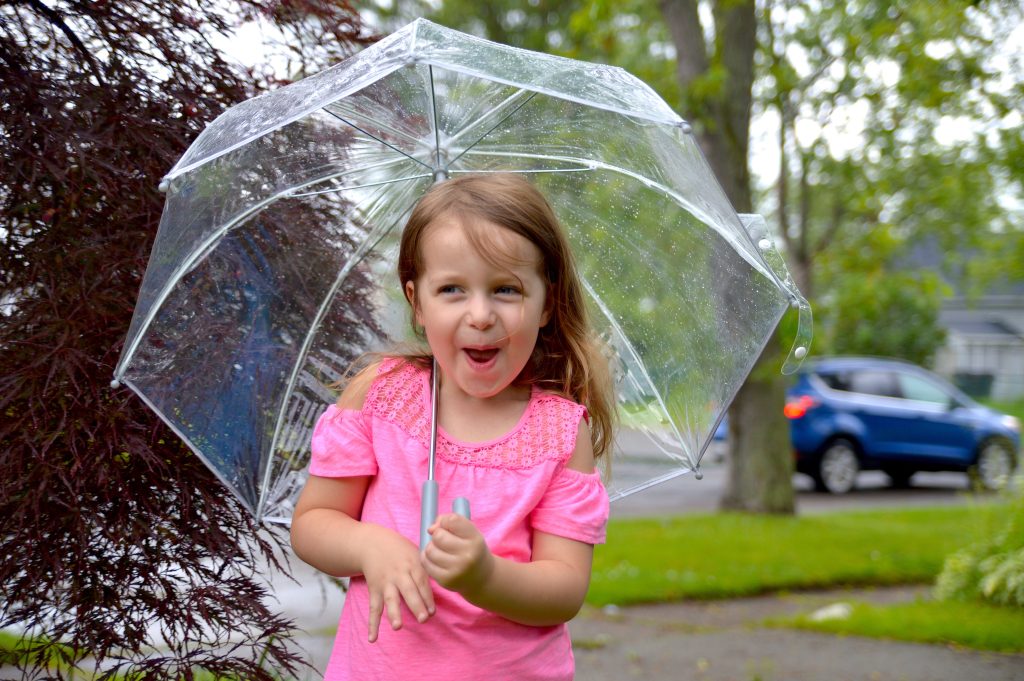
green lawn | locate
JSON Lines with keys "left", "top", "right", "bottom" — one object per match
{"left": 589, "top": 505, "right": 986, "bottom": 606}
{"left": 770, "top": 598, "right": 1024, "bottom": 653}
{"left": 980, "top": 398, "right": 1024, "bottom": 423}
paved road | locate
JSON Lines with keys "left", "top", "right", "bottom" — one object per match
{"left": 608, "top": 428, "right": 993, "bottom": 519}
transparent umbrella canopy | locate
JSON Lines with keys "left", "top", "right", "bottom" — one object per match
{"left": 113, "top": 19, "right": 811, "bottom": 523}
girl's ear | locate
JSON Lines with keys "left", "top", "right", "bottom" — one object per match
{"left": 540, "top": 286, "right": 553, "bottom": 328}
{"left": 404, "top": 280, "right": 422, "bottom": 325}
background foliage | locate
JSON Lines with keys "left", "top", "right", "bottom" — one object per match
{"left": 936, "top": 481, "right": 1024, "bottom": 608}
{"left": 0, "top": 2, "right": 367, "bottom": 678}
{"left": 378, "top": 0, "right": 1024, "bottom": 359}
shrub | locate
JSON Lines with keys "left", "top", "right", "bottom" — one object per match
{"left": 935, "top": 480, "right": 1024, "bottom": 607}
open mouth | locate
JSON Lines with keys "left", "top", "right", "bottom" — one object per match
{"left": 464, "top": 347, "right": 499, "bottom": 366}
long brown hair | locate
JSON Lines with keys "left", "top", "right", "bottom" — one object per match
{"left": 397, "top": 173, "right": 616, "bottom": 464}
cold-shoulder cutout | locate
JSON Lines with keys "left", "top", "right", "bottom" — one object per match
{"left": 335, "top": 360, "right": 381, "bottom": 411}
{"left": 564, "top": 418, "right": 595, "bottom": 474}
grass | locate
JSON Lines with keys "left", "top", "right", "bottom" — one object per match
{"left": 589, "top": 505, "right": 986, "bottom": 606}
{"left": 979, "top": 397, "right": 1024, "bottom": 423}
{"left": 769, "top": 598, "right": 1024, "bottom": 653}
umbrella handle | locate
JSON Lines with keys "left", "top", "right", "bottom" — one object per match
{"left": 420, "top": 487, "right": 472, "bottom": 550}
{"left": 419, "top": 480, "right": 438, "bottom": 551}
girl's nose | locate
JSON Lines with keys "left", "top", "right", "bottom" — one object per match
{"left": 465, "top": 295, "right": 496, "bottom": 329}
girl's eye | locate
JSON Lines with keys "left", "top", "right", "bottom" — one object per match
{"left": 495, "top": 285, "right": 522, "bottom": 296}
{"left": 438, "top": 285, "right": 461, "bottom": 295}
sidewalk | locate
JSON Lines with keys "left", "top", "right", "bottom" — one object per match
{"left": 569, "top": 586, "right": 1024, "bottom": 681}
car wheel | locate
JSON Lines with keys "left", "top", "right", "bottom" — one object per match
{"left": 815, "top": 439, "right": 860, "bottom": 494}
{"left": 970, "top": 439, "right": 1016, "bottom": 491}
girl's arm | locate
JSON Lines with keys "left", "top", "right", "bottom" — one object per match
{"left": 421, "top": 419, "right": 597, "bottom": 626}
{"left": 290, "top": 366, "right": 436, "bottom": 642}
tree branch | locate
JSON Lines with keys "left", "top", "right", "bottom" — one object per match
{"left": 26, "top": 0, "right": 107, "bottom": 86}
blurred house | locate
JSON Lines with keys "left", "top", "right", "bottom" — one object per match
{"left": 934, "top": 293, "right": 1024, "bottom": 400}
{"left": 902, "top": 237, "right": 1024, "bottom": 401}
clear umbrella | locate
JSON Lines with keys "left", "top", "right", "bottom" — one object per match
{"left": 112, "top": 19, "right": 811, "bottom": 524}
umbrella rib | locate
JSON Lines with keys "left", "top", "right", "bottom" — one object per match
{"left": 444, "top": 91, "right": 538, "bottom": 170}
{"left": 579, "top": 274, "right": 692, "bottom": 464}
{"left": 323, "top": 109, "right": 435, "bottom": 172}
{"left": 606, "top": 468, "right": 693, "bottom": 503}
{"left": 290, "top": 173, "right": 433, "bottom": 198}
{"left": 118, "top": 377, "right": 259, "bottom": 515}
{"left": 325, "top": 103, "right": 435, "bottom": 153}
{"left": 429, "top": 66, "right": 443, "bottom": 171}
{"left": 257, "top": 217, "right": 401, "bottom": 519}
{"left": 446, "top": 89, "right": 536, "bottom": 146}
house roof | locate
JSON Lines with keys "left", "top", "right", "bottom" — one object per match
{"left": 944, "top": 318, "right": 1024, "bottom": 338}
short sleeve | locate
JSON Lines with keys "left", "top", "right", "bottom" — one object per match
{"left": 530, "top": 467, "right": 609, "bottom": 545}
{"left": 308, "top": 404, "right": 377, "bottom": 478}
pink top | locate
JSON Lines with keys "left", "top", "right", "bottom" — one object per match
{"left": 309, "top": 358, "right": 609, "bottom": 681}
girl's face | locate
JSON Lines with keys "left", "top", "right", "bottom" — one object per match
{"left": 406, "top": 213, "right": 550, "bottom": 402}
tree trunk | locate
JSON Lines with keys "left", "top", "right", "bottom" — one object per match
{"left": 720, "top": 334, "right": 793, "bottom": 512}
{"left": 661, "top": 0, "right": 795, "bottom": 513}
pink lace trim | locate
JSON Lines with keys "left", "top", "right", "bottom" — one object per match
{"left": 364, "top": 358, "right": 584, "bottom": 469}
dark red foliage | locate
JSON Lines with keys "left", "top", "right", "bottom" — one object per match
{"left": 0, "top": 2, "right": 371, "bottom": 678}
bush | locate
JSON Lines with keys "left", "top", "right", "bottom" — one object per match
{"left": 935, "top": 480, "right": 1024, "bottom": 607}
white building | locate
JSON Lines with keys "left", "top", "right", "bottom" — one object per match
{"left": 934, "top": 294, "right": 1024, "bottom": 401}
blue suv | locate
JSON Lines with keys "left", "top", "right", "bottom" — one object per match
{"left": 788, "top": 357, "right": 1021, "bottom": 493}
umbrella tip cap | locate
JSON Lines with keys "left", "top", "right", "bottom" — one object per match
{"left": 693, "top": 467, "right": 703, "bottom": 480}
{"left": 110, "top": 379, "right": 121, "bottom": 389}
{"left": 158, "top": 178, "right": 170, "bottom": 193}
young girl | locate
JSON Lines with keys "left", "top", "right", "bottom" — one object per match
{"left": 290, "top": 173, "right": 615, "bottom": 680}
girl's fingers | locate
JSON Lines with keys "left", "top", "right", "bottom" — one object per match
{"left": 415, "top": 568, "right": 436, "bottom": 615}
{"left": 397, "top": 574, "right": 433, "bottom": 623}
{"left": 383, "top": 584, "right": 403, "bottom": 632}
{"left": 369, "top": 570, "right": 436, "bottom": 642}
{"left": 367, "top": 590, "right": 383, "bottom": 643}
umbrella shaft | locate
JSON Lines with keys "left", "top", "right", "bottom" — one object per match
{"left": 428, "top": 356, "right": 439, "bottom": 481}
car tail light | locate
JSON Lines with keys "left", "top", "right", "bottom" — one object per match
{"left": 784, "top": 395, "right": 818, "bottom": 419}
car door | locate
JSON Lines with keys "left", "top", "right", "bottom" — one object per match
{"left": 891, "top": 370, "right": 976, "bottom": 463}
{"left": 841, "top": 369, "right": 909, "bottom": 459}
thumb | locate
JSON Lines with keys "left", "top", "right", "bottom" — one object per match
{"left": 434, "top": 512, "right": 471, "bottom": 536}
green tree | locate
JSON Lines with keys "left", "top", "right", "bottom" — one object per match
{"left": 761, "top": 0, "right": 1024, "bottom": 313}
{"left": 825, "top": 271, "right": 949, "bottom": 365}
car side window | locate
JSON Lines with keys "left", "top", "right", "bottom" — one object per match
{"left": 816, "top": 371, "right": 851, "bottom": 391}
{"left": 897, "top": 373, "right": 951, "bottom": 406}
{"left": 848, "top": 370, "right": 900, "bottom": 398}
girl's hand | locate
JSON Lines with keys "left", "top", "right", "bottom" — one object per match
{"left": 422, "top": 513, "right": 494, "bottom": 596}
{"left": 361, "top": 526, "right": 436, "bottom": 643}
